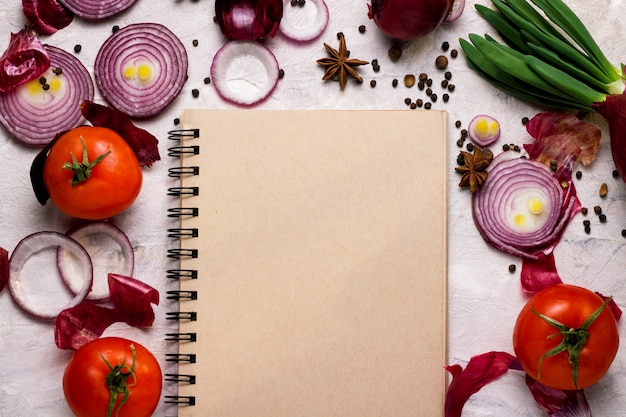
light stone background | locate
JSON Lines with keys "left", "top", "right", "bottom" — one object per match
{"left": 0, "top": 0, "right": 625, "bottom": 416}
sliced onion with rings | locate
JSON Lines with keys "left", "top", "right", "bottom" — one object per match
{"left": 472, "top": 155, "right": 579, "bottom": 259}
{"left": 0, "top": 45, "right": 94, "bottom": 146}
{"left": 57, "top": 0, "right": 137, "bottom": 20}
{"left": 8, "top": 231, "right": 93, "bottom": 321}
{"left": 279, "top": 0, "right": 329, "bottom": 42}
{"left": 211, "top": 40, "right": 280, "bottom": 107}
{"left": 94, "top": 22, "right": 188, "bottom": 118}
{"left": 58, "top": 221, "right": 134, "bottom": 302}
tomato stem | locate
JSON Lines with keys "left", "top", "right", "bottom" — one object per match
{"left": 532, "top": 297, "right": 612, "bottom": 389}
{"left": 62, "top": 136, "right": 111, "bottom": 186}
{"left": 100, "top": 344, "right": 138, "bottom": 417}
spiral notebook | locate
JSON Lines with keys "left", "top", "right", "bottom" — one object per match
{"left": 165, "top": 109, "right": 448, "bottom": 417}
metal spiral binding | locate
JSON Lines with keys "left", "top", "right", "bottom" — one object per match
{"left": 166, "top": 129, "right": 201, "bottom": 408}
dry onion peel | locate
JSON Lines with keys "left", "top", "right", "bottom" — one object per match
{"left": 8, "top": 231, "right": 93, "bottom": 321}
{"left": 211, "top": 40, "right": 280, "bottom": 107}
{"left": 22, "top": 0, "right": 74, "bottom": 35}
{"left": 0, "top": 44, "right": 94, "bottom": 146}
{"left": 279, "top": 0, "right": 329, "bottom": 43}
{"left": 54, "top": 273, "right": 159, "bottom": 350}
{"left": 94, "top": 23, "right": 188, "bottom": 118}
{"left": 57, "top": 221, "right": 134, "bottom": 302}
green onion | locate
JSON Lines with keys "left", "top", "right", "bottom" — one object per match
{"left": 460, "top": 0, "right": 626, "bottom": 182}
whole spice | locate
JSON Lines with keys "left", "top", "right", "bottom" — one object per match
{"left": 455, "top": 146, "right": 491, "bottom": 192}
{"left": 404, "top": 74, "right": 416, "bottom": 87}
{"left": 316, "top": 33, "right": 369, "bottom": 90}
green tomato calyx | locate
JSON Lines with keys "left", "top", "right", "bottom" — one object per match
{"left": 100, "top": 344, "right": 138, "bottom": 417}
{"left": 532, "top": 297, "right": 612, "bottom": 389}
{"left": 62, "top": 136, "right": 112, "bottom": 186}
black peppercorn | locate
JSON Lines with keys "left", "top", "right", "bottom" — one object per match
{"left": 192, "top": 88, "right": 200, "bottom": 98}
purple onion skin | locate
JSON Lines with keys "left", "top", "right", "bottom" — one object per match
{"left": 215, "top": 0, "right": 283, "bottom": 41}
{"left": 368, "top": 0, "right": 453, "bottom": 41}
{"left": 593, "top": 93, "right": 626, "bottom": 182}
{"left": 22, "top": 0, "right": 74, "bottom": 35}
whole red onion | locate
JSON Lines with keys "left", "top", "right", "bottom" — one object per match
{"left": 215, "top": 0, "right": 283, "bottom": 41}
{"left": 368, "top": 0, "right": 453, "bottom": 41}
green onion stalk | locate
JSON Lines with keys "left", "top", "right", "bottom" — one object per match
{"left": 460, "top": 0, "right": 626, "bottom": 180}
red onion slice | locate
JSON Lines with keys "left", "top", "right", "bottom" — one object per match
{"left": 8, "top": 231, "right": 93, "bottom": 321}
{"left": 279, "top": 0, "right": 329, "bottom": 42}
{"left": 57, "top": 221, "right": 134, "bottom": 302}
{"left": 57, "top": 0, "right": 137, "bottom": 20}
{"left": 0, "top": 45, "right": 94, "bottom": 146}
{"left": 467, "top": 114, "right": 500, "bottom": 147}
{"left": 94, "top": 23, "right": 187, "bottom": 119}
{"left": 211, "top": 40, "right": 280, "bottom": 107}
{"left": 472, "top": 155, "right": 578, "bottom": 259}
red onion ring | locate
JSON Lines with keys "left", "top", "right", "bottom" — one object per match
{"left": 0, "top": 45, "right": 94, "bottom": 146}
{"left": 57, "top": 221, "right": 134, "bottom": 302}
{"left": 472, "top": 155, "right": 578, "bottom": 259}
{"left": 467, "top": 114, "right": 500, "bottom": 147}
{"left": 94, "top": 23, "right": 188, "bottom": 118}
{"left": 57, "top": 0, "right": 137, "bottom": 20}
{"left": 279, "top": 0, "right": 329, "bottom": 42}
{"left": 8, "top": 231, "right": 93, "bottom": 321}
{"left": 211, "top": 40, "right": 280, "bottom": 107}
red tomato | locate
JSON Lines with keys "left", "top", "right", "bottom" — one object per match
{"left": 513, "top": 284, "right": 619, "bottom": 390}
{"left": 63, "top": 337, "right": 162, "bottom": 417}
{"left": 43, "top": 126, "right": 142, "bottom": 220}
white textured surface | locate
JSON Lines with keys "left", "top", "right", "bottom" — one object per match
{"left": 0, "top": 0, "right": 625, "bottom": 416}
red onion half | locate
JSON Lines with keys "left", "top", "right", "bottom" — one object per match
{"left": 94, "top": 23, "right": 188, "bottom": 118}
{"left": 215, "top": 0, "right": 283, "bottom": 40}
{"left": 57, "top": 0, "right": 137, "bottom": 20}
{"left": 0, "top": 45, "right": 94, "bottom": 146}
{"left": 8, "top": 231, "right": 93, "bottom": 321}
{"left": 472, "top": 154, "right": 580, "bottom": 259}
{"left": 368, "top": 0, "right": 453, "bottom": 41}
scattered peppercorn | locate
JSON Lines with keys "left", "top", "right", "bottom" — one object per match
{"left": 581, "top": 207, "right": 588, "bottom": 215}
{"left": 425, "top": 87, "right": 432, "bottom": 96}
{"left": 457, "top": 153, "right": 465, "bottom": 165}
{"left": 410, "top": 102, "right": 417, "bottom": 109}
{"left": 417, "top": 81, "right": 425, "bottom": 91}
{"left": 508, "top": 264, "right": 516, "bottom": 273}
{"left": 388, "top": 44, "right": 402, "bottom": 61}
{"left": 431, "top": 93, "right": 438, "bottom": 102}
{"left": 112, "top": 25, "right": 120, "bottom": 33}
{"left": 466, "top": 142, "right": 474, "bottom": 152}
{"left": 370, "top": 79, "right": 376, "bottom": 88}
{"left": 622, "top": 229, "right": 626, "bottom": 238}
{"left": 392, "top": 78, "right": 398, "bottom": 88}
{"left": 613, "top": 169, "right": 619, "bottom": 178}
{"left": 442, "top": 41, "right": 450, "bottom": 51}
{"left": 441, "top": 80, "right": 449, "bottom": 88}
{"left": 575, "top": 170, "right": 582, "bottom": 179}
{"left": 426, "top": 78, "right": 433, "bottom": 87}
{"left": 53, "top": 67, "right": 63, "bottom": 76}
{"left": 521, "top": 116, "right": 529, "bottom": 125}
{"left": 460, "top": 129, "right": 468, "bottom": 138}
{"left": 583, "top": 219, "right": 591, "bottom": 226}
{"left": 593, "top": 205, "right": 602, "bottom": 215}
{"left": 359, "top": 25, "right": 366, "bottom": 33}
{"left": 290, "top": 0, "right": 298, "bottom": 5}
{"left": 42, "top": 84, "right": 50, "bottom": 91}
{"left": 371, "top": 59, "right": 380, "bottom": 72}
{"left": 447, "top": 83, "right": 456, "bottom": 92}
{"left": 443, "top": 93, "right": 449, "bottom": 102}
{"left": 278, "top": 69, "right": 285, "bottom": 79}
{"left": 39, "top": 76, "right": 47, "bottom": 85}
{"left": 191, "top": 88, "right": 200, "bottom": 98}
{"left": 455, "top": 120, "right": 462, "bottom": 128}
{"left": 599, "top": 214, "right": 607, "bottom": 223}
{"left": 74, "top": 44, "right": 82, "bottom": 53}
{"left": 298, "top": 0, "right": 305, "bottom": 6}
{"left": 416, "top": 98, "right": 423, "bottom": 107}
{"left": 404, "top": 97, "right": 412, "bottom": 105}
{"left": 435, "top": 55, "right": 448, "bottom": 69}
{"left": 450, "top": 49, "right": 458, "bottom": 58}
{"left": 502, "top": 144, "right": 510, "bottom": 151}
{"left": 424, "top": 102, "right": 432, "bottom": 109}
{"left": 404, "top": 74, "right": 416, "bottom": 87}
{"left": 444, "top": 71, "right": 452, "bottom": 80}
{"left": 584, "top": 225, "right": 591, "bottom": 234}
{"left": 192, "top": 39, "right": 199, "bottom": 47}
{"left": 174, "top": 117, "right": 180, "bottom": 125}
{"left": 456, "top": 138, "right": 464, "bottom": 147}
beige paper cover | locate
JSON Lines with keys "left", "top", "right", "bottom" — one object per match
{"left": 175, "top": 109, "right": 448, "bottom": 417}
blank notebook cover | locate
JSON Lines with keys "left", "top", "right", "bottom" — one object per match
{"left": 168, "top": 109, "right": 448, "bottom": 417}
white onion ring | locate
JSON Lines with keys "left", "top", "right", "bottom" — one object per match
{"left": 211, "top": 40, "right": 280, "bottom": 107}
{"left": 58, "top": 0, "right": 137, "bottom": 20}
{"left": 279, "top": 0, "right": 329, "bottom": 42}
{"left": 0, "top": 45, "right": 94, "bottom": 146}
{"left": 8, "top": 232, "right": 93, "bottom": 321}
{"left": 94, "top": 22, "right": 188, "bottom": 118}
{"left": 472, "top": 156, "right": 577, "bottom": 259}
{"left": 57, "top": 221, "right": 134, "bottom": 302}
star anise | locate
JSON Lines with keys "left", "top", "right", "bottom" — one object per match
{"left": 316, "top": 33, "right": 369, "bottom": 90}
{"left": 455, "top": 147, "right": 492, "bottom": 192}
